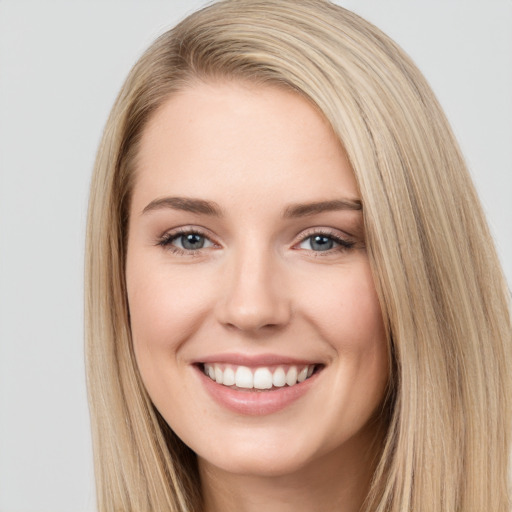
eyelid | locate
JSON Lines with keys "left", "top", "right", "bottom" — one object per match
{"left": 292, "top": 227, "right": 356, "bottom": 253}
{"left": 156, "top": 225, "right": 221, "bottom": 252}
{"left": 294, "top": 227, "right": 353, "bottom": 243}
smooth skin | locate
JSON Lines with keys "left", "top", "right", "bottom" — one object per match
{"left": 126, "top": 81, "right": 389, "bottom": 512}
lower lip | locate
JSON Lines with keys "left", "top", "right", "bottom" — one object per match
{"left": 195, "top": 366, "right": 320, "bottom": 416}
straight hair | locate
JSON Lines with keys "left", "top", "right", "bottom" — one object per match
{"left": 85, "top": 1, "right": 512, "bottom": 510}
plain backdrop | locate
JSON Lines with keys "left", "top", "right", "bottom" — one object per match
{"left": 0, "top": 1, "right": 510, "bottom": 511}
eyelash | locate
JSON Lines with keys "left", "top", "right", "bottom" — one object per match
{"left": 156, "top": 227, "right": 214, "bottom": 256}
{"left": 156, "top": 227, "right": 356, "bottom": 256}
{"left": 297, "top": 228, "right": 356, "bottom": 256}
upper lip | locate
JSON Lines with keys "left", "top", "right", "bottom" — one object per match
{"left": 193, "top": 353, "right": 323, "bottom": 367}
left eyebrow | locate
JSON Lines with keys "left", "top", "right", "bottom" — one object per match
{"left": 283, "top": 199, "right": 362, "bottom": 218}
{"left": 142, "top": 196, "right": 223, "bottom": 216}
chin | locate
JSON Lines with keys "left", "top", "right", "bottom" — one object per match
{"left": 198, "top": 442, "right": 317, "bottom": 478}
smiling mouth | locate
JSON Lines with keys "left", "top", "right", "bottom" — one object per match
{"left": 200, "top": 363, "right": 323, "bottom": 391}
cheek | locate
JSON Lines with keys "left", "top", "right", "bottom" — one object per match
{"left": 301, "top": 261, "right": 386, "bottom": 350}
{"left": 125, "top": 259, "right": 214, "bottom": 415}
{"left": 301, "top": 261, "right": 389, "bottom": 406}
{"left": 337, "top": 267, "right": 388, "bottom": 388}
{"left": 126, "top": 260, "right": 217, "bottom": 357}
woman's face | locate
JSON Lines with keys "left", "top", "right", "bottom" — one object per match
{"left": 126, "top": 81, "right": 389, "bottom": 478}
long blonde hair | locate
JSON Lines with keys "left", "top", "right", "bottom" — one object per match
{"left": 85, "top": 1, "right": 512, "bottom": 510}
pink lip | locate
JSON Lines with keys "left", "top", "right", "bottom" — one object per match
{"left": 193, "top": 361, "right": 321, "bottom": 416}
{"left": 195, "top": 352, "right": 318, "bottom": 367}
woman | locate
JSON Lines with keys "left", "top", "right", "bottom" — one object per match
{"left": 85, "top": 1, "right": 512, "bottom": 510}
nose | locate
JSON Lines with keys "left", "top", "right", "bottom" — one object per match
{"left": 215, "top": 245, "right": 292, "bottom": 333}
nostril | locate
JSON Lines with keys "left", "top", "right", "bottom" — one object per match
{"left": 215, "top": 270, "right": 292, "bottom": 332}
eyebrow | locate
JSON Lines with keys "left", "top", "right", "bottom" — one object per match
{"left": 141, "top": 196, "right": 362, "bottom": 217}
{"left": 142, "top": 197, "right": 223, "bottom": 216}
{"left": 283, "top": 199, "right": 362, "bottom": 218}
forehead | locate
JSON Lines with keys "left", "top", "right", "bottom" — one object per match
{"left": 132, "top": 81, "right": 359, "bottom": 213}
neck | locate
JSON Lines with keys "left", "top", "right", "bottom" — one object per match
{"left": 199, "top": 421, "right": 384, "bottom": 512}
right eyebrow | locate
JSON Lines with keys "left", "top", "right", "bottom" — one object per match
{"left": 283, "top": 198, "right": 362, "bottom": 218}
{"left": 141, "top": 196, "right": 223, "bottom": 217}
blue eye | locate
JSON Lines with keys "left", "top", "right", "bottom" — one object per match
{"left": 298, "top": 233, "right": 354, "bottom": 252}
{"left": 308, "top": 235, "right": 335, "bottom": 251}
{"left": 159, "top": 230, "right": 214, "bottom": 252}
{"left": 178, "top": 233, "right": 207, "bottom": 250}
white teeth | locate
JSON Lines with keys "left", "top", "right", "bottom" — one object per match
{"left": 235, "top": 366, "right": 253, "bottom": 388}
{"left": 272, "top": 367, "right": 286, "bottom": 387}
{"left": 285, "top": 366, "right": 298, "bottom": 386}
{"left": 223, "top": 367, "right": 235, "bottom": 386}
{"left": 297, "top": 367, "right": 308, "bottom": 383}
{"left": 203, "top": 363, "right": 317, "bottom": 390}
{"left": 253, "top": 368, "right": 273, "bottom": 389}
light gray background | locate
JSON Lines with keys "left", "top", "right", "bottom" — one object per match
{"left": 0, "top": 1, "right": 510, "bottom": 511}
